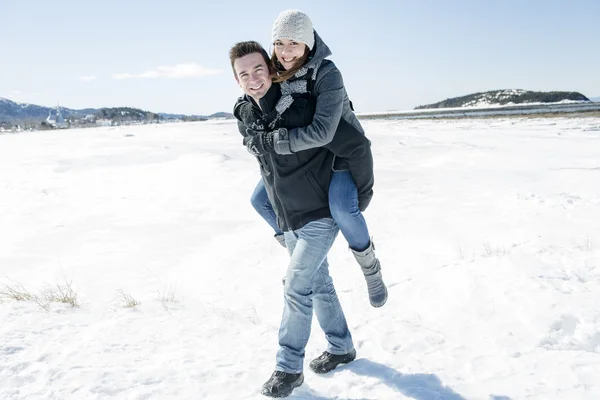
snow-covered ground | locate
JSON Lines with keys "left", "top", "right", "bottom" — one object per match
{"left": 356, "top": 101, "right": 600, "bottom": 120}
{"left": 1, "top": 117, "right": 600, "bottom": 399}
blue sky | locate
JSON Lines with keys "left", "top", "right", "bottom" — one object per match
{"left": 1, "top": 0, "right": 599, "bottom": 114}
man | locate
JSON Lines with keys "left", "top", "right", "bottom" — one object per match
{"left": 229, "top": 41, "right": 370, "bottom": 398}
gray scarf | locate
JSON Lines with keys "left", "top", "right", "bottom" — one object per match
{"left": 268, "top": 61, "right": 322, "bottom": 130}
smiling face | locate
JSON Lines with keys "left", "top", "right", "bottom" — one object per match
{"left": 233, "top": 52, "right": 272, "bottom": 102}
{"left": 273, "top": 38, "right": 308, "bottom": 71}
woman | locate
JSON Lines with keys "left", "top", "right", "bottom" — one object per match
{"left": 249, "top": 9, "right": 387, "bottom": 308}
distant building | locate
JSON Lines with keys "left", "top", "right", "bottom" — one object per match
{"left": 46, "top": 105, "right": 68, "bottom": 129}
{"left": 96, "top": 119, "right": 113, "bottom": 126}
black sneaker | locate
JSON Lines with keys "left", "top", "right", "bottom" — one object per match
{"left": 309, "top": 349, "right": 356, "bottom": 374}
{"left": 261, "top": 370, "right": 304, "bottom": 398}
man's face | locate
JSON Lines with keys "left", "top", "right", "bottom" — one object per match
{"left": 233, "top": 52, "right": 271, "bottom": 101}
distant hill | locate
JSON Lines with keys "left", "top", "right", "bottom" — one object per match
{"left": 158, "top": 112, "right": 209, "bottom": 121}
{"left": 208, "top": 112, "right": 234, "bottom": 119}
{"left": 0, "top": 97, "right": 232, "bottom": 129}
{"left": 416, "top": 90, "right": 590, "bottom": 110}
{"left": 156, "top": 112, "right": 233, "bottom": 121}
{"left": 96, "top": 107, "right": 160, "bottom": 124}
{"left": 0, "top": 98, "right": 80, "bottom": 124}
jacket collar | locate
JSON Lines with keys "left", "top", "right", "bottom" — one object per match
{"left": 247, "top": 82, "right": 281, "bottom": 115}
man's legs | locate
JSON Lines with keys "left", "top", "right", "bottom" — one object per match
{"left": 311, "top": 257, "right": 354, "bottom": 355}
{"left": 276, "top": 218, "right": 354, "bottom": 373}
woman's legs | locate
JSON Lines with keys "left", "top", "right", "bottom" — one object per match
{"left": 328, "top": 171, "right": 370, "bottom": 251}
{"left": 250, "top": 178, "right": 284, "bottom": 238}
{"left": 328, "top": 170, "right": 387, "bottom": 307}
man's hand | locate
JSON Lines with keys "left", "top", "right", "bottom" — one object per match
{"left": 246, "top": 130, "right": 275, "bottom": 156}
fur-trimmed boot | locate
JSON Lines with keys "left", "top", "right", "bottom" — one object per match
{"left": 351, "top": 241, "right": 388, "bottom": 307}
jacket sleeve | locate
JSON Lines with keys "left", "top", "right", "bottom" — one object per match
{"left": 324, "top": 118, "right": 374, "bottom": 211}
{"left": 238, "top": 120, "right": 252, "bottom": 146}
{"left": 273, "top": 62, "right": 344, "bottom": 154}
{"left": 233, "top": 97, "right": 254, "bottom": 145}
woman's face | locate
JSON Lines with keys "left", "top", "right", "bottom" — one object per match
{"left": 273, "top": 39, "right": 307, "bottom": 70}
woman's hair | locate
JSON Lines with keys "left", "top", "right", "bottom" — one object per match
{"left": 270, "top": 46, "right": 311, "bottom": 83}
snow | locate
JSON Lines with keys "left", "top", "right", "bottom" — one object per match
{"left": 459, "top": 90, "right": 528, "bottom": 108}
{"left": 1, "top": 117, "right": 600, "bottom": 399}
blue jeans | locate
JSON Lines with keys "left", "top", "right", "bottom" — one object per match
{"left": 329, "top": 170, "right": 370, "bottom": 251}
{"left": 250, "top": 179, "right": 284, "bottom": 236}
{"left": 276, "top": 218, "right": 354, "bottom": 373}
{"left": 251, "top": 171, "right": 370, "bottom": 250}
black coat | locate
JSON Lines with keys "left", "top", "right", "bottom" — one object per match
{"left": 234, "top": 83, "right": 374, "bottom": 231}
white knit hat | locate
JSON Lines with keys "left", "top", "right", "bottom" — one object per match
{"left": 272, "top": 10, "right": 315, "bottom": 50}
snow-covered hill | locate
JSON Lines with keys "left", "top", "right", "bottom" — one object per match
{"left": 416, "top": 89, "right": 590, "bottom": 109}
{"left": 1, "top": 118, "right": 600, "bottom": 399}
{"left": 0, "top": 97, "right": 233, "bottom": 126}
{"left": 0, "top": 97, "right": 61, "bottom": 123}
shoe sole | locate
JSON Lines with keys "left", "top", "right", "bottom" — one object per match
{"left": 370, "top": 287, "right": 388, "bottom": 308}
{"left": 309, "top": 354, "right": 356, "bottom": 374}
{"left": 261, "top": 374, "right": 303, "bottom": 398}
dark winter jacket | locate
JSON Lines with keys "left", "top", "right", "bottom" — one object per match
{"left": 234, "top": 83, "right": 373, "bottom": 232}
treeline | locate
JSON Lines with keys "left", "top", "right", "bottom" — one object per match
{"left": 95, "top": 107, "right": 160, "bottom": 123}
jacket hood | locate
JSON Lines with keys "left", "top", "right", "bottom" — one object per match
{"left": 305, "top": 30, "right": 331, "bottom": 70}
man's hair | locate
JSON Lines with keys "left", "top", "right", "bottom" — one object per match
{"left": 229, "top": 41, "right": 272, "bottom": 78}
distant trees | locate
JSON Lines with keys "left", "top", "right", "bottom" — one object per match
{"left": 95, "top": 107, "right": 162, "bottom": 124}
{"left": 181, "top": 115, "right": 208, "bottom": 122}
{"left": 1, "top": 99, "right": 228, "bottom": 130}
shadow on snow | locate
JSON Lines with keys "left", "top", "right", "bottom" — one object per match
{"left": 290, "top": 358, "right": 511, "bottom": 400}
